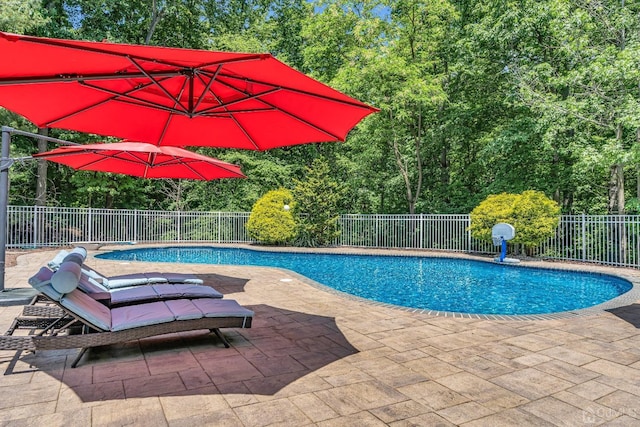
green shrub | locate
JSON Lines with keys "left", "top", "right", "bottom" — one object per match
{"left": 292, "top": 157, "right": 346, "bottom": 247}
{"left": 246, "top": 188, "right": 297, "bottom": 245}
{"left": 470, "top": 190, "right": 560, "bottom": 248}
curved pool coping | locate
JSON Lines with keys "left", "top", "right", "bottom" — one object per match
{"left": 94, "top": 243, "right": 640, "bottom": 321}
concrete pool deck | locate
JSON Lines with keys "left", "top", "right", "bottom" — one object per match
{"left": 0, "top": 245, "right": 639, "bottom": 426}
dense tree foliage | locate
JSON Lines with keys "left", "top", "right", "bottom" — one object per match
{"left": 2, "top": 0, "right": 639, "bottom": 215}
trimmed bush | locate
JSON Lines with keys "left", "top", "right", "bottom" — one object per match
{"left": 246, "top": 188, "right": 297, "bottom": 245}
{"left": 470, "top": 190, "right": 560, "bottom": 249}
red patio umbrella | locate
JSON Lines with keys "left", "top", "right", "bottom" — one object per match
{"left": 32, "top": 142, "right": 245, "bottom": 180}
{"left": 0, "top": 32, "right": 377, "bottom": 150}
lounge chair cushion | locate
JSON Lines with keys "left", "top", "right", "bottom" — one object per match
{"left": 165, "top": 299, "right": 205, "bottom": 320}
{"left": 71, "top": 246, "right": 88, "bottom": 259}
{"left": 109, "top": 286, "right": 160, "bottom": 305}
{"left": 47, "top": 250, "right": 70, "bottom": 269}
{"left": 51, "top": 261, "right": 82, "bottom": 294}
{"left": 77, "top": 274, "right": 109, "bottom": 294}
{"left": 152, "top": 284, "right": 222, "bottom": 299}
{"left": 157, "top": 272, "right": 203, "bottom": 284}
{"left": 48, "top": 247, "right": 87, "bottom": 269}
{"left": 29, "top": 267, "right": 64, "bottom": 301}
{"left": 147, "top": 284, "right": 183, "bottom": 299}
{"left": 62, "top": 252, "right": 84, "bottom": 267}
{"left": 84, "top": 271, "right": 155, "bottom": 288}
{"left": 111, "top": 301, "right": 176, "bottom": 331}
{"left": 193, "top": 299, "right": 255, "bottom": 318}
{"left": 48, "top": 251, "right": 204, "bottom": 287}
{"left": 61, "top": 289, "right": 112, "bottom": 331}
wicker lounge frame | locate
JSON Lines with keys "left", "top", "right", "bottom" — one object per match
{"left": 0, "top": 258, "right": 254, "bottom": 368}
{"left": 1, "top": 302, "right": 252, "bottom": 368}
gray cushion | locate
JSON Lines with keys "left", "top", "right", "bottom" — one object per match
{"left": 110, "top": 301, "right": 175, "bottom": 331}
{"left": 60, "top": 290, "right": 111, "bottom": 331}
{"left": 28, "top": 267, "right": 63, "bottom": 301}
{"left": 47, "top": 250, "right": 70, "bottom": 269}
{"left": 62, "top": 252, "right": 84, "bottom": 266}
{"left": 100, "top": 274, "right": 157, "bottom": 288}
{"left": 149, "top": 284, "right": 183, "bottom": 298}
{"left": 164, "top": 299, "right": 204, "bottom": 320}
{"left": 138, "top": 273, "right": 168, "bottom": 284}
{"left": 51, "top": 261, "right": 81, "bottom": 294}
{"left": 101, "top": 276, "right": 151, "bottom": 289}
{"left": 158, "top": 272, "right": 203, "bottom": 284}
{"left": 70, "top": 246, "right": 88, "bottom": 259}
{"left": 193, "top": 299, "right": 255, "bottom": 318}
{"left": 28, "top": 266, "right": 54, "bottom": 287}
{"left": 77, "top": 274, "right": 109, "bottom": 294}
{"left": 109, "top": 286, "right": 160, "bottom": 304}
{"left": 170, "top": 284, "right": 223, "bottom": 299}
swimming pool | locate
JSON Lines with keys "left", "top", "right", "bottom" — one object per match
{"left": 96, "top": 246, "right": 634, "bottom": 316}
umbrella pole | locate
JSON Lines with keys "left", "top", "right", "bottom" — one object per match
{"left": 0, "top": 127, "right": 78, "bottom": 291}
{"left": 0, "top": 127, "right": 11, "bottom": 291}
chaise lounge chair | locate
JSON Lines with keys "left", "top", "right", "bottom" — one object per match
{"left": 49, "top": 248, "right": 204, "bottom": 288}
{"left": 42, "top": 261, "right": 223, "bottom": 306}
{"left": 0, "top": 266, "right": 253, "bottom": 368}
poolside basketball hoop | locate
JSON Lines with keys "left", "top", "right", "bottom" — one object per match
{"left": 491, "top": 223, "right": 519, "bottom": 264}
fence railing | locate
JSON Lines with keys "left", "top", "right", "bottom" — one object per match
{"left": 7, "top": 206, "right": 251, "bottom": 248}
{"left": 6, "top": 206, "right": 640, "bottom": 268}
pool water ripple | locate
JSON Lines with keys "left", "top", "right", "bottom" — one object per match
{"left": 97, "top": 247, "right": 634, "bottom": 316}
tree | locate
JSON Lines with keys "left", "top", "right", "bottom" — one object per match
{"left": 0, "top": 0, "right": 47, "bottom": 33}
{"left": 486, "top": 0, "right": 640, "bottom": 213}
{"left": 328, "top": 0, "right": 457, "bottom": 213}
{"left": 292, "top": 157, "right": 346, "bottom": 246}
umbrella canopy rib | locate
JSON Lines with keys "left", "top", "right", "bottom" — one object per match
{"left": 129, "top": 56, "right": 188, "bottom": 112}
{"left": 215, "top": 72, "right": 374, "bottom": 110}
{"left": 192, "top": 66, "right": 221, "bottom": 113}
{"left": 0, "top": 71, "right": 181, "bottom": 85}
{"left": 76, "top": 79, "right": 190, "bottom": 116}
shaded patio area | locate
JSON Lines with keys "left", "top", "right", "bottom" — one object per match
{"left": 0, "top": 247, "right": 639, "bottom": 426}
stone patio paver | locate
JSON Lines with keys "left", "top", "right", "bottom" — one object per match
{"left": 0, "top": 246, "right": 639, "bottom": 426}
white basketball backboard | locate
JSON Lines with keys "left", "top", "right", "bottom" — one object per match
{"left": 491, "top": 223, "right": 515, "bottom": 240}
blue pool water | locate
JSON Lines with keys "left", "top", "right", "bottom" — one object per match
{"left": 96, "top": 247, "right": 633, "bottom": 315}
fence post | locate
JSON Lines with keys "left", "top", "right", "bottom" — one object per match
{"left": 419, "top": 213, "right": 424, "bottom": 249}
{"left": 32, "top": 205, "right": 38, "bottom": 248}
{"left": 467, "top": 215, "right": 472, "bottom": 252}
{"left": 177, "top": 211, "right": 181, "bottom": 242}
{"left": 217, "top": 211, "right": 221, "bottom": 243}
{"left": 581, "top": 213, "right": 586, "bottom": 262}
{"left": 133, "top": 209, "right": 138, "bottom": 243}
{"left": 87, "top": 207, "right": 92, "bottom": 243}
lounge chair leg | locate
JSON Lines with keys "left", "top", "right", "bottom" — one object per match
{"left": 212, "top": 328, "right": 230, "bottom": 348}
{"left": 71, "top": 347, "right": 88, "bottom": 368}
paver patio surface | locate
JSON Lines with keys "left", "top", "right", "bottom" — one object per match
{"left": 0, "top": 246, "right": 639, "bottom": 426}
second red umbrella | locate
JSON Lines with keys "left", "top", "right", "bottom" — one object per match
{"left": 32, "top": 142, "right": 245, "bottom": 180}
